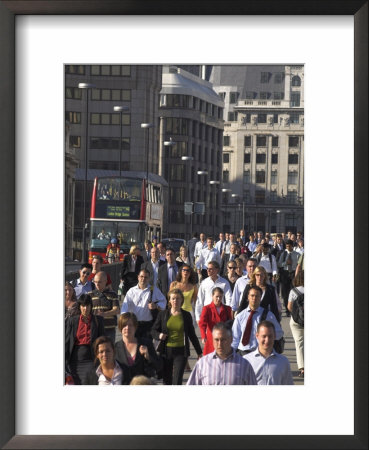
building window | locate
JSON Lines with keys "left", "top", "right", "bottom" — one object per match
{"left": 256, "top": 170, "right": 265, "bottom": 183}
{"left": 242, "top": 114, "right": 251, "bottom": 124}
{"left": 292, "top": 75, "right": 301, "bottom": 86}
{"left": 244, "top": 136, "right": 252, "bottom": 147}
{"left": 219, "top": 92, "right": 226, "bottom": 100}
{"left": 223, "top": 153, "right": 230, "bottom": 163}
{"left": 289, "top": 136, "right": 299, "bottom": 147}
{"left": 270, "top": 190, "right": 278, "bottom": 203}
{"left": 256, "top": 153, "right": 266, "bottom": 164}
{"left": 272, "top": 136, "right": 279, "bottom": 147}
{"left": 243, "top": 170, "right": 250, "bottom": 184}
{"left": 169, "top": 210, "right": 185, "bottom": 223}
{"left": 166, "top": 117, "right": 188, "bottom": 135}
{"left": 256, "top": 135, "right": 267, "bottom": 146}
{"left": 89, "top": 113, "right": 130, "bottom": 125}
{"left": 260, "top": 72, "right": 269, "bottom": 83}
{"left": 271, "top": 170, "right": 278, "bottom": 184}
{"left": 274, "top": 114, "right": 278, "bottom": 123}
{"left": 245, "top": 91, "right": 254, "bottom": 99}
{"left": 274, "top": 72, "right": 284, "bottom": 83}
{"left": 69, "top": 135, "right": 81, "bottom": 148}
{"left": 65, "top": 87, "right": 82, "bottom": 100}
{"left": 230, "top": 92, "right": 239, "bottom": 103}
{"left": 258, "top": 114, "right": 267, "bottom": 123}
{"left": 244, "top": 153, "right": 250, "bottom": 163}
{"left": 65, "top": 65, "right": 85, "bottom": 75}
{"left": 223, "top": 170, "right": 229, "bottom": 183}
{"left": 89, "top": 65, "right": 131, "bottom": 77}
{"left": 271, "top": 153, "right": 278, "bottom": 164}
{"left": 288, "top": 154, "right": 299, "bottom": 164}
{"left": 243, "top": 190, "right": 250, "bottom": 203}
{"left": 168, "top": 142, "right": 187, "bottom": 158}
{"left": 89, "top": 160, "right": 130, "bottom": 171}
{"left": 65, "top": 112, "right": 81, "bottom": 124}
{"left": 260, "top": 91, "right": 269, "bottom": 99}
{"left": 166, "top": 94, "right": 190, "bottom": 108}
{"left": 228, "top": 111, "right": 238, "bottom": 121}
{"left": 255, "top": 190, "right": 265, "bottom": 204}
{"left": 291, "top": 93, "right": 300, "bottom": 107}
{"left": 218, "top": 107, "right": 223, "bottom": 119}
{"left": 169, "top": 165, "right": 185, "bottom": 183}
{"left": 169, "top": 187, "right": 185, "bottom": 204}
{"left": 290, "top": 112, "right": 300, "bottom": 124}
{"left": 273, "top": 92, "right": 284, "bottom": 100}
{"left": 287, "top": 190, "right": 297, "bottom": 204}
{"left": 90, "top": 137, "right": 130, "bottom": 150}
{"left": 223, "top": 136, "right": 230, "bottom": 146}
{"left": 288, "top": 171, "right": 298, "bottom": 185}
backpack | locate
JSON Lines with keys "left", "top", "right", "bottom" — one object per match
{"left": 291, "top": 288, "right": 304, "bottom": 327}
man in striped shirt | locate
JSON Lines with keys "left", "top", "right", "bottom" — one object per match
{"left": 186, "top": 322, "right": 256, "bottom": 385}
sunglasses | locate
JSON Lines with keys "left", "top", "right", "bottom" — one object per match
{"left": 81, "top": 271, "right": 91, "bottom": 275}
{"left": 228, "top": 266, "right": 237, "bottom": 269}
{"left": 182, "top": 268, "right": 190, "bottom": 272}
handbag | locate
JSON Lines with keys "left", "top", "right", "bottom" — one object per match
{"left": 152, "top": 338, "right": 165, "bottom": 354}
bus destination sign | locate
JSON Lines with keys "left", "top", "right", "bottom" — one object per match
{"left": 106, "top": 205, "right": 130, "bottom": 218}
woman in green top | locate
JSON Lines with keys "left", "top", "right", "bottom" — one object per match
{"left": 151, "top": 288, "right": 203, "bottom": 385}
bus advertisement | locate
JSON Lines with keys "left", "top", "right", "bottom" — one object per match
{"left": 88, "top": 172, "right": 166, "bottom": 263}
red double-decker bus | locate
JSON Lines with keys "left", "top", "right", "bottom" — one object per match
{"left": 88, "top": 171, "right": 167, "bottom": 263}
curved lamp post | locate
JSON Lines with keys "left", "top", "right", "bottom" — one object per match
{"left": 78, "top": 82, "right": 95, "bottom": 262}
{"left": 113, "top": 105, "right": 129, "bottom": 177}
{"left": 209, "top": 180, "right": 220, "bottom": 238}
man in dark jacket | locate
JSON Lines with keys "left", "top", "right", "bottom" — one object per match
{"left": 157, "top": 248, "right": 183, "bottom": 297}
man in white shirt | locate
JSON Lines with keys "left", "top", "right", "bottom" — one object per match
{"left": 196, "top": 237, "right": 221, "bottom": 279}
{"left": 232, "top": 286, "right": 283, "bottom": 355}
{"left": 194, "top": 232, "right": 207, "bottom": 263}
{"left": 244, "top": 320, "right": 293, "bottom": 385}
{"left": 224, "top": 232, "right": 237, "bottom": 255}
{"left": 256, "top": 243, "right": 278, "bottom": 284}
{"left": 195, "top": 261, "right": 232, "bottom": 323}
{"left": 121, "top": 269, "right": 167, "bottom": 338}
{"left": 231, "top": 258, "right": 258, "bottom": 312}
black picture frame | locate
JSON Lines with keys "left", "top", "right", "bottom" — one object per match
{"left": 0, "top": 1, "right": 367, "bottom": 449}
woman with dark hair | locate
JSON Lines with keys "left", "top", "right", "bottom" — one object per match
{"left": 115, "top": 312, "right": 162, "bottom": 384}
{"left": 169, "top": 264, "right": 198, "bottom": 318}
{"left": 65, "top": 281, "right": 79, "bottom": 320}
{"left": 151, "top": 288, "right": 202, "bottom": 385}
{"left": 288, "top": 271, "right": 304, "bottom": 378}
{"left": 237, "top": 266, "right": 281, "bottom": 321}
{"left": 65, "top": 294, "right": 105, "bottom": 385}
{"left": 198, "top": 287, "right": 233, "bottom": 355}
{"left": 87, "top": 336, "right": 127, "bottom": 385}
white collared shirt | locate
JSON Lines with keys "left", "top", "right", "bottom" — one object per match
{"left": 121, "top": 284, "right": 167, "bottom": 321}
{"left": 196, "top": 247, "right": 221, "bottom": 270}
{"left": 244, "top": 349, "right": 293, "bottom": 385}
{"left": 195, "top": 275, "right": 232, "bottom": 320}
{"left": 96, "top": 361, "right": 123, "bottom": 385}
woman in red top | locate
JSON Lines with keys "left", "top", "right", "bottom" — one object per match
{"left": 65, "top": 294, "right": 105, "bottom": 385}
{"left": 198, "top": 287, "right": 233, "bottom": 355}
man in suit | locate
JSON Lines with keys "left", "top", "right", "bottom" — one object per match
{"left": 141, "top": 240, "right": 152, "bottom": 262}
{"left": 221, "top": 243, "right": 239, "bottom": 277}
{"left": 157, "top": 248, "right": 183, "bottom": 298}
{"left": 140, "top": 246, "right": 165, "bottom": 286}
{"left": 120, "top": 245, "right": 145, "bottom": 296}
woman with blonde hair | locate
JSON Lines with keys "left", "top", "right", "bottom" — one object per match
{"left": 176, "top": 246, "right": 190, "bottom": 265}
{"left": 151, "top": 288, "right": 202, "bottom": 385}
{"left": 120, "top": 244, "right": 144, "bottom": 295}
{"left": 237, "top": 265, "right": 281, "bottom": 321}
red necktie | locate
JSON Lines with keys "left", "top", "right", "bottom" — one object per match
{"left": 242, "top": 310, "right": 256, "bottom": 346}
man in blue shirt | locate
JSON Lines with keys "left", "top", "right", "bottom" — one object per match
{"left": 232, "top": 286, "right": 283, "bottom": 355}
{"left": 244, "top": 320, "right": 293, "bottom": 385}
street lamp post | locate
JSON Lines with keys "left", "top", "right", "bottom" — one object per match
{"left": 197, "top": 171, "right": 208, "bottom": 230}
{"left": 78, "top": 82, "right": 95, "bottom": 262}
{"left": 231, "top": 193, "right": 241, "bottom": 233}
{"left": 182, "top": 156, "right": 194, "bottom": 240}
{"left": 141, "top": 123, "right": 154, "bottom": 184}
{"left": 209, "top": 180, "right": 220, "bottom": 238}
{"left": 113, "top": 106, "right": 129, "bottom": 177}
{"left": 222, "top": 188, "right": 231, "bottom": 233}
{"left": 163, "top": 138, "right": 176, "bottom": 238}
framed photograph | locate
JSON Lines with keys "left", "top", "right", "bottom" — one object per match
{"left": 1, "top": 1, "right": 367, "bottom": 449}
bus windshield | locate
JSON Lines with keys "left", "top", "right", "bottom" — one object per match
{"left": 90, "top": 221, "right": 146, "bottom": 252}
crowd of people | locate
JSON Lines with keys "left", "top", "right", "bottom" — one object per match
{"left": 65, "top": 230, "right": 304, "bottom": 385}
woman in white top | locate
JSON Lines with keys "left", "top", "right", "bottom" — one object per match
{"left": 288, "top": 271, "right": 304, "bottom": 378}
{"left": 87, "top": 336, "right": 126, "bottom": 385}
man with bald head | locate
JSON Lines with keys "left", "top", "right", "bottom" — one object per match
{"left": 90, "top": 271, "right": 120, "bottom": 342}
